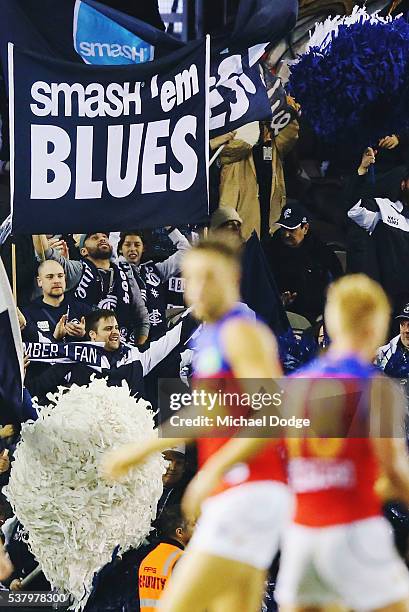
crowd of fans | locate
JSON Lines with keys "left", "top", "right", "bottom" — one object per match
{"left": 1, "top": 20, "right": 409, "bottom": 612}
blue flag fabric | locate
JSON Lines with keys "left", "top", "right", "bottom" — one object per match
{"left": 74, "top": 1, "right": 295, "bottom": 136}
{"left": 0, "top": 0, "right": 297, "bottom": 64}
{"left": 9, "top": 39, "right": 209, "bottom": 234}
{"left": 0, "top": 0, "right": 80, "bottom": 70}
{"left": 73, "top": 1, "right": 274, "bottom": 135}
{"left": 0, "top": 0, "right": 168, "bottom": 69}
{"left": 0, "top": 257, "right": 23, "bottom": 408}
{"left": 74, "top": 1, "right": 155, "bottom": 65}
{"left": 241, "top": 232, "right": 290, "bottom": 335}
{"left": 229, "top": 0, "right": 298, "bottom": 52}
{"left": 208, "top": 45, "right": 273, "bottom": 136}
{"left": 75, "top": 0, "right": 182, "bottom": 60}
{"left": 0, "top": 0, "right": 295, "bottom": 134}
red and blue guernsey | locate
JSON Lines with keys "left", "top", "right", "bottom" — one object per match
{"left": 288, "top": 353, "right": 382, "bottom": 527}
{"left": 192, "top": 303, "right": 286, "bottom": 493}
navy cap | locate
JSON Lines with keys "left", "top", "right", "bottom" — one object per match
{"left": 277, "top": 204, "right": 309, "bottom": 230}
{"left": 396, "top": 303, "right": 409, "bottom": 320}
{"left": 78, "top": 233, "right": 110, "bottom": 250}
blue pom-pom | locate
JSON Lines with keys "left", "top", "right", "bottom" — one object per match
{"left": 289, "top": 14, "right": 409, "bottom": 148}
{"left": 278, "top": 330, "right": 319, "bottom": 373}
{"left": 382, "top": 349, "right": 409, "bottom": 378}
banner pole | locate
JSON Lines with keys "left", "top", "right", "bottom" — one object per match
{"left": 20, "top": 565, "right": 43, "bottom": 588}
{"left": 11, "top": 242, "right": 17, "bottom": 302}
{"left": 209, "top": 145, "right": 225, "bottom": 167}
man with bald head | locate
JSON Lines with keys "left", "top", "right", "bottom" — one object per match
{"left": 21, "top": 260, "right": 92, "bottom": 342}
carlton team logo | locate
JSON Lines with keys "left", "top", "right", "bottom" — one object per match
{"left": 144, "top": 267, "right": 161, "bottom": 287}
{"left": 98, "top": 295, "right": 118, "bottom": 310}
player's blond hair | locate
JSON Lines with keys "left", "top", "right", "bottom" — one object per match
{"left": 325, "top": 274, "right": 390, "bottom": 335}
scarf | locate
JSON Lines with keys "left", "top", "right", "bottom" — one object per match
{"left": 75, "top": 259, "right": 134, "bottom": 341}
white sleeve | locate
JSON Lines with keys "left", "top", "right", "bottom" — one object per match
{"left": 155, "top": 229, "right": 191, "bottom": 281}
{"left": 140, "top": 322, "right": 183, "bottom": 376}
{"left": 347, "top": 200, "right": 380, "bottom": 234}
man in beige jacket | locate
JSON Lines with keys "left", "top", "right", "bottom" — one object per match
{"left": 218, "top": 113, "right": 299, "bottom": 240}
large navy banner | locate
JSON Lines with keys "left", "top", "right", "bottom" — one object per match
{"left": 9, "top": 39, "right": 209, "bottom": 234}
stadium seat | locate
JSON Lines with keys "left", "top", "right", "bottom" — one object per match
{"left": 286, "top": 311, "right": 312, "bottom": 333}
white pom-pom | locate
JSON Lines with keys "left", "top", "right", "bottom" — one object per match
{"left": 5, "top": 379, "right": 166, "bottom": 610}
{"left": 306, "top": 5, "right": 395, "bottom": 52}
